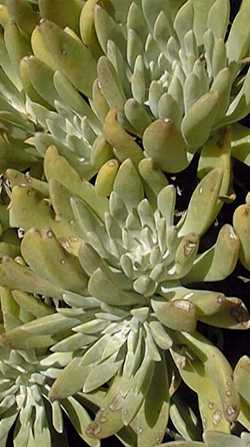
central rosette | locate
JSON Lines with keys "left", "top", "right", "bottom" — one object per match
{"left": 104, "top": 189, "right": 199, "bottom": 298}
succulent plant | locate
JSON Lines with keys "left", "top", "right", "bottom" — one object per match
{"left": 0, "top": 0, "right": 114, "bottom": 181}
{"left": 0, "top": 149, "right": 249, "bottom": 445}
{"left": 0, "top": 0, "right": 250, "bottom": 180}
{"left": 160, "top": 431, "right": 250, "bottom": 447}
{"left": 0, "top": 0, "right": 115, "bottom": 276}
{"left": 0, "top": 0, "right": 249, "bottom": 446}
{"left": 0, "top": 286, "right": 103, "bottom": 447}
{"left": 94, "top": 0, "right": 250, "bottom": 172}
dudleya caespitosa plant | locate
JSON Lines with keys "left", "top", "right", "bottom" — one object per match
{"left": 94, "top": 0, "right": 250, "bottom": 172}
{"left": 0, "top": 148, "right": 249, "bottom": 445}
{"left": 0, "top": 0, "right": 114, "bottom": 182}
{"left": 0, "top": 0, "right": 248, "bottom": 284}
{"left": 0, "top": 285, "right": 105, "bottom": 447}
{"left": 0, "top": 0, "right": 249, "bottom": 446}
{"left": 0, "top": 0, "right": 250, "bottom": 180}
{"left": 0, "top": 0, "right": 115, "bottom": 269}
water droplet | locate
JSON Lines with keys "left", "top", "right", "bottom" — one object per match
{"left": 184, "top": 240, "right": 197, "bottom": 257}
{"left": 226, "top": 405, "right": 237, "bottom": 420}
{"left": 47, "top": 230, "right": 53, "bottom": 238}
{"left": 174, "top": 300, "right": 193, "bottom": 312}
{"left": 60, "top": 259, "right": 65, "bottom": 265}
{"left": 85, "top": 422, "right": 101, "bottom": 437}
{"left": 199, "top": 187, "right": 203, "bottom": 194}
{"left": 108, "top": 160, "right": 117, "bottom": 168}
{"left": 109, "top": 394, "right": 123, "bottom": 411}
{"left": 216, "top": 295, "right": 224, "bottom": 305}
{"left": 96, "top": 410, "right": 107, "bottom": 424}
{"left": 212, "top": 409, "right": 222, "bottom": 425}
{"left": 99, "top": 416, "right": 107, "bottom": 423}
{"left": 69, "top": 219, "right": 75, "bottom": 225}
{"left": 226, "top": 390, "right": 232, "bottom": 397}
{"left": 176, "top": 358, "right": 186, "bottom": 369}
{"left": 137, "top": 426, "right": 143, "bottom": 434}
{"left": 208, "top": 401, "right": 214, "bottom": 410}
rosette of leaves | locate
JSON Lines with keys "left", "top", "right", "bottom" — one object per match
{"left": 0, "top": 148, "right": 249, "bottom": 446}
{"left": 0, "top": 286, "right": 102, "bottom": 447}
{"left": 1, "top": 0, "right": 250, "bottom": 180}
{"left": 0, "top": 0, "right": 115, "bottom": 272}
{"left": 93, "top": 0, "right": 250, "bottom": 173}
{"left": 0, "top": 0, "right": 114, "bottom": 179}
